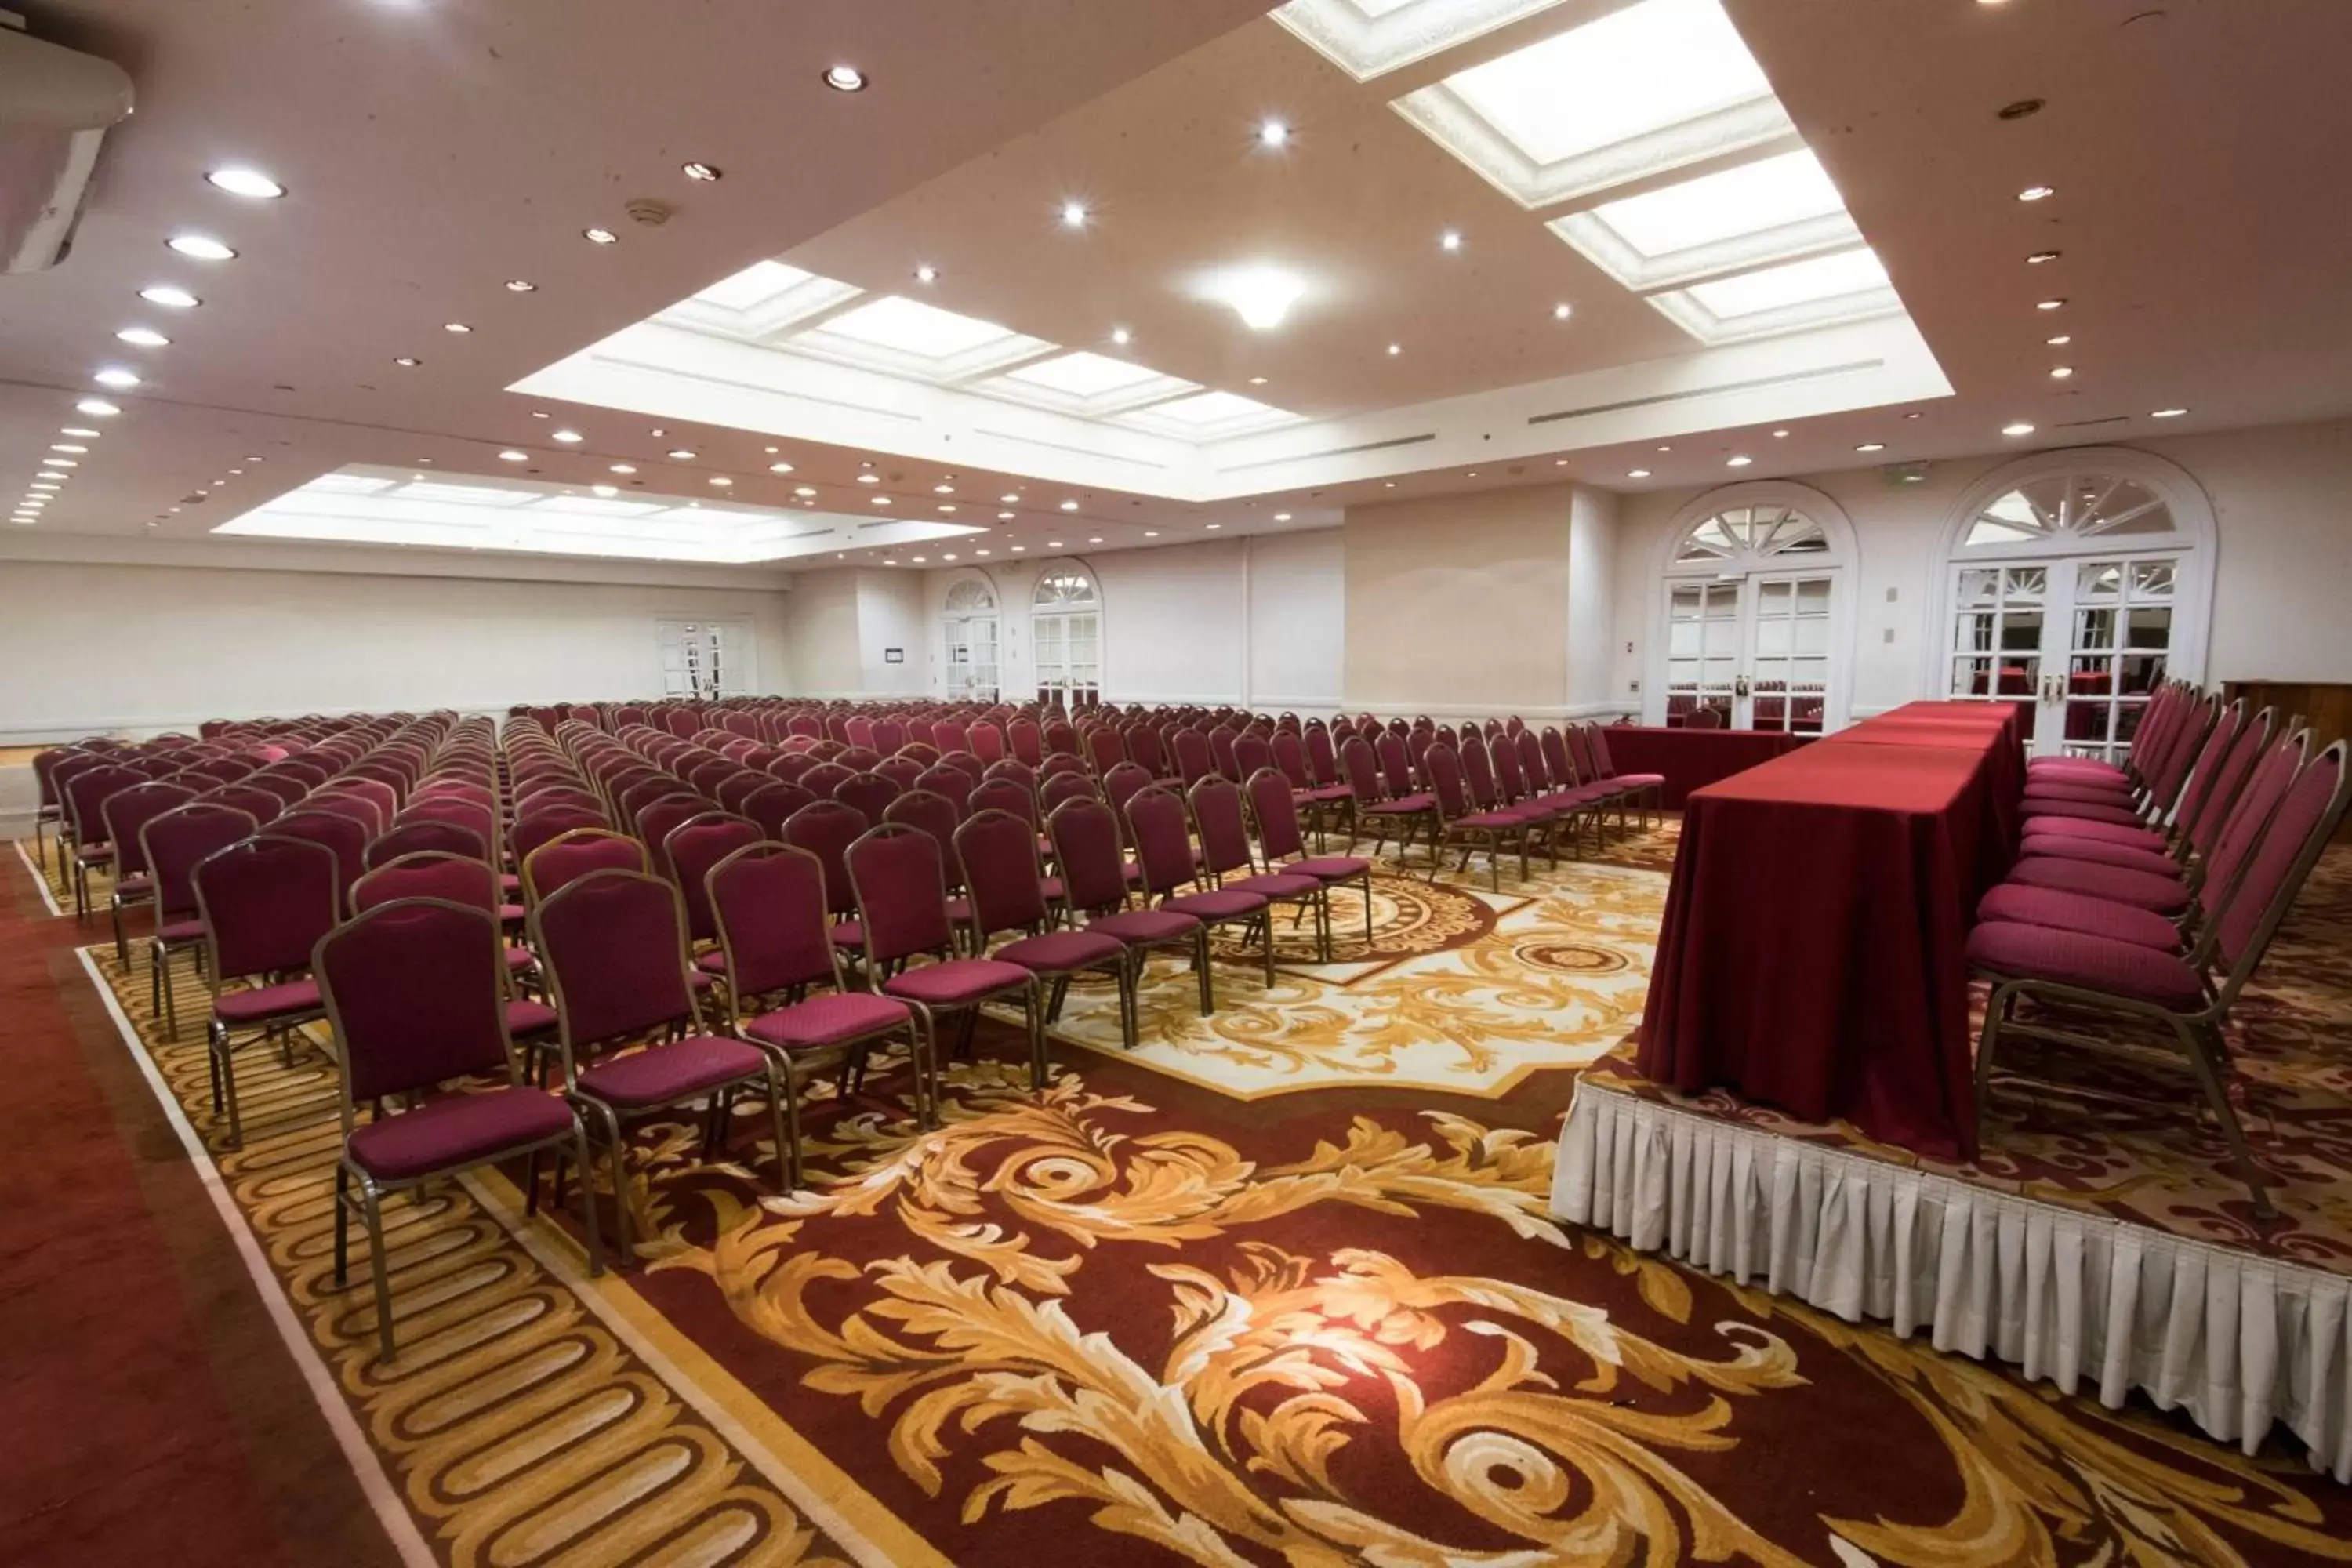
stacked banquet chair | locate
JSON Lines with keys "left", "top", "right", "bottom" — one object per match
{"left": 1966, "top": 684, "right": 2352, "bottom": 1217}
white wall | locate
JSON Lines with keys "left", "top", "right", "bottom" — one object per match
{"left": 1608, "top": 416, "right": 2352, "bottom": 719}
{"left": 0, "top": 560, "right": 792, "bottom": 743}
{"left": 854, "top": 570, "right": 926, "bottom": 696}
{"left": 1567, "top": 485, "right": 1620, "bottom": 712}
{"left": 1243, "top": 530, "right": 1346, "bottom": 712}
{"left": 782, "top": 569, "right": 862, "bottom": 699}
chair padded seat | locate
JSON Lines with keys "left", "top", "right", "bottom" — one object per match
{"left": 2030, "top": 757, "right": 2128, "bottom": 780}
{"left": 1456, "top": 811, "right": 1527, "bottom": 830}
{"left": 76, "top": 844, "right": 115, "bottom": 866}
{"left": 2023, "top": 782, "right": 2139, "bottom": 809}
{"left": 1287, "top": 855, "right": 1370, "bottom": 880}
{"left": 745, "top": 991, "right": 908, "bottom": 1051}
{"left": 1966, "top": 920, "right": 2205, "bottom": 1010}
{"left": 504, "top": 999, "right": 561, "bottom": 1036}
{"left": 1225, "top": 872, "right": 1320, "bottom": 898}
{"left": 2016, "top": 837, "right": 2182, "bottom": 878}
{"left": 1365, "top": 794, "right": 1433, "bottom": 815}
{"left": 1610, "top": 771, "right": 1666, "bottom": 790}
{"left": 2005, "top": 856, "right": 2189, "bottom": 913}
{"left": 884, "top": 958, "right": 1033, "bottom": 1007}
{"left": 1305, "top": 786, "right": 1353, "bottom": 802}
{"left": 1545, "top": 785, "right": 1618, "bottom": 808}
{"left": 505, "top": 945, "right": 535, "bottom": 975}
{"left": 995, "top": 930, "right": 1124, "bottom": 972}
{"left": 112, "top": 872, "right": 153, "bottom": 900}
{"left": 1976, "top": 883, "right": 2182, "bottom": 950}
{"left": 213, "top": 978, "right": 322, "bottom": 1026}
{"left": 499, "top": 902, "right": 527, "bottom": 923}
{"left": 694, "top": 949, "right": 730, "bottom": 976}
{"left": 831, "top": 919, "right": 864, "bottom": 949}
{"left": 1088, "top": 909, "right": 1200, "bottom": 943}
{"left": 347, "top": 1086, "right": 575, "bottom": 1181}
{"left": 2023, "top": 818, "right": 2168, "bottom": 853}
{"left": 1164, "top": 888, "right": 1268, "bottom": 920}
{"left": 2022, "top": 797, "right": 2147, "bottom": 829}
{"left": 1039, "top": 875, "right": 1065, "bottom": 902}
{"left": 156, "top": 916, "right": 206, "bottom": 944}
{"left": 578, "top": 1035, "right": 768, "bottom": 1108}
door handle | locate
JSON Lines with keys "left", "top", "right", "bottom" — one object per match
{"left": 1733, "top": 673, "right": 1752, "bottom": 699}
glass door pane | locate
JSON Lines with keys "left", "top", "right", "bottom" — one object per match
{"left": 1748, "top": 573, "right": 1832, "bottom": 735}
{"left": 2063, "top": 556, "right": 2175, "bottom": 763}
{"left": 1663, "top": 581, "right": 1740, "bottom": 728}
{"left": 1947, "top": 564, "right": 2048, "bottom": 746}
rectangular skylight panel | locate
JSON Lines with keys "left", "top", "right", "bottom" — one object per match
{"left": 1443, "top": 0, "right": 1769, "bottom": 165}
{"left": 1148, "top": 390, "right": 1287, "bottom": 426}
{"left": 1592, "top": 149, "right": 1847, "bottom": 258}
{"left": 1686, "top": 248, "right": 1889, "bottom": 317}
{"left": 817, "top": 296, "right": 1020, "bottom": 359}
{"left": 691, "top": 260, "right": 814, "bottom": 312}
{"left": 306, "top": 473, "right": 399, "bottom": 495}
{"left": 1004, "top": 351, "right": 1167, "bottom": 397}
{"left": 391, "top": 481, "right": 545, "bottom": 506}
{"left": 528, "top": 495, "right": 670, "bottom": 519}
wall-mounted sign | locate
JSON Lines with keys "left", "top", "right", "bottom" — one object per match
{"left": 884, "top": 648, "right": 905, "bottom": 664}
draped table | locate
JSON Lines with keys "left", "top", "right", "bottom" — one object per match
{"left": 1634, "top": 702, "right": 2027, "bottom": 1157}
{"left": 1599, "top": 725, "right": 1811, "bottom": 808}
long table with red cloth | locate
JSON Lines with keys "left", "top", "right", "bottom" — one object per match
{"left": 1634, "top": 701, "right": 2027, "bottom": 1157}
{"left": 1601, "top": 725, "right": 1811, "bottom": 808}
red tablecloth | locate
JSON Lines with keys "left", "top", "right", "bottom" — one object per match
{"left": 1635, "top": 702, "right": 2026, "bottom": 1157}
{"left": 1602, "top": 726, "right": 1811, "bottom": 808}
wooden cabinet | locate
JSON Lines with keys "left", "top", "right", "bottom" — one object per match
{"left": 2223, "top": 680, "right": 2352, "bottom": 839}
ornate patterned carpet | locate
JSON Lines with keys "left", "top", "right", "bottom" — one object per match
{"left": 26, "top": 829, "right": 2352, "bottom": 1566}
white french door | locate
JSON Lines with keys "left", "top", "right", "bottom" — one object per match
{"left": 1946, "top": 553, "right": 2180, "bottom": 759}
{"left": 1662, "top": 572, "right": 1835, "bottom": 733}
{"left": 944, "top": 614, "right": 999, "bottom": 702}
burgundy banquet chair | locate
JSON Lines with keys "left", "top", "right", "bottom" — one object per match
{"left": 193, "top": 833, "right": 343, "bottom": 1147}
{"left": 956, "top": 809, "right": 1133, "bottom": 1047}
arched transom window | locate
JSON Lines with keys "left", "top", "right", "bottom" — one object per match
{"left": 941, "top": 577, "right": 1000, "bottom": 702}
{"left": 1962, "top": 472, "right": 2176, "bottom": 552}
{"left": 1672, "top": 503, "right": 1831, "bottom": 566}
{"left": 1653, "top": 491, "right": 1851, "bottom": 735}
{"left": 1031, "top": 568, "right": 1100, "bottom": 709}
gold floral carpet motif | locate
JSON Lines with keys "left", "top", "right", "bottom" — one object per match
{"left": 1586, "top": 846, "right": 2352, "bottom": 1273}
{"left": 31, "top": 832, "right": 2352, "bottom": 1566}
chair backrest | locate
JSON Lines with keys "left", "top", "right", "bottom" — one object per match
{"left": 2206, "top": 739, "right": 2348, "bottom": 985}
{"left": 194, "top": 833, "right": 341, "bottom": 984}
{"left": 1207, "top": 727, "right": 1242, "bottom": 783}
{"left": 1171, "top": 729, "right": 1214, "bottom": 787}
{"left": 1040, "top": 770, "right": 1098, "bottom": 815}
{"left": 328, "top": 776, "right": 401, "bottom": 822}
{"left": 1460, "top": 735, "right": 1501, "bottom": 810}
{"left": 1423, "top": 743, "right": 1471, "bottom": 820}
{"left": 1100, "top": 760, "right": 1152, "bottom": 833}
{"left": 1188, "top": 777, "right": 1257, "bottom": 880}
{"left": 532, "top": 869, "right": 698, "bottom": 1055}
{"left": 955, "top": 808, "right": 1051, "bottom": 939}
{"left": 666, "top": 815, "right": 764, "bottom": 942}
{"left": 400, "top": 794, "right": 496, "bottom": 844}
{"left": 882, "top": 790, "right": 963, "bottom": 890}
{"left": 1086, "top": 727, "right": 1125, "bottom": 775}
{"left": 143, "top": 803, "right": 258, "bottom": 922}
{"left": 1244, "top": 768, "right": 1307, "bottom": 863}
{"left": 270, "top": 809, "right": 368, "bottom": 900}
{"left": 1540, "top": 727, "right": 1578, "bottom": 788}
{"left": 1008, "top": 717, "right": 1044, "bottom": 766}
{"left": 633, "top": 794, "right": 713, "bottom": 877}
{"left": 1339, "top": 735, "right": 1385, "bottom": 804}
{"left": 1303, "top": 724, "right": 1340, "bottom": 788}
{"left": 913, "top": 764, "right": 974, "bottom": 818}
{"left": 1514, "top": 731, "right": 1552, "bottom": 793}
{"left": 799, "top": 762, "right": 855, "bottom": 800}
{"left": 687, "top": 757, "right": 741, "bottom": 800}
{"left": 365, "top": 817, "right": 488, "bottom": 869}
{"left": 522, "top": 827, "right": 649, "bottom": 906}
{"left": 834, "top": 770, "right": 902, "bottom": 827}
{"left": 1121, "top": 724, "right": 1167, "bottom": 777}
{"left": 103, "top": 782, "right": 197, "bottom": 879}
{"left": 1233, "top": 734, "right": 1273, "bottom": 782}
{"left": 1044, "top": 720, "right": 1080, "bottom": 756}
{"left": 709, "top": 842, "right": 842, "bottom": 998}
{"left": 1045, "top": 797, "right": 1127, "bottom": 916}
{"left": 351, "top": 849, "right": 499, "bottom": 916}
{"left": 1374, "top": 733, "right": 1417, "bottom": 798}
{"left": 872, "top": 718, "right": 906, "bottom": 754}
{"left": 783, "top": 799, "right": 868, "bottom": 917}
{"left": 64, "top": 763, "right": 142, "bottom": 842}
{"left": 1564, "top": 724, "right": 1601, "bottom": 783}
{"left": 982, "top": 757, "right": 1036, "bottom": 792}
{"left": 2178, "top": 702, "right": 2266, "bottom": 857}
{"left": 1123, "top": 786, "right": 1199, "bottom": 898}
{"left": 968, "top": 722, "right": 1007, "bottom": 763}
{"left": 1489, "top": 731, "right": 1528, "bottom": 800}
{"left": 846, "top": 824, "right": 956, "bottom": 965}
{"left": 715, "top": 770, "right": 770, "bottom": 815}
{"left": 876, "top": 755, "right": 927, "bottom": 793}
{"left": 511, "top": 804, "right": 608, "bottom": 869}
{"left": 1686, "top": 706, "right": 1723, "bottom": 730}
{"left": 318, "top": 898, "right": 513, "bottom": 1107}
{"left": 969, "top": 776, "right": 1038, "bottom": 829}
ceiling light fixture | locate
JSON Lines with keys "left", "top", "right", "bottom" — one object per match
{"left": 140, "top": 285, "right": 199, "bottom": 309}
{"left": 498, "top": 449, "right": 528, "bottom": 462}
{"left": 167, "top": 234, "right": 237, "bottom": 260}
{"left": 2016, "top": 185, "right": 2055, "bottom": 202}
{"left": 610, "top": 463, "right": 637, "bottom": 474}
{"left": 505, "top": 279, "right": 536, "bottom": 292}
{"left": 1258, "top": 118, "right": 1290, "bottom": 147}
{"left": 552, "top": 428, "right": 583, "bottom": 442}
{"left": 682, "top": 162, "right": 720, "bottom": 182}
{"left": 823, "top": 64, "right": 867, "bottom": 92}
{"left": 1059, "top": 499, "right": 1080, "bottom": 511}
{"left": 1087, "top": 535, "right": 1102, "bottom": 543}
{"left": 394, "top": 356, "right": 420, "bottom": 366}
{"left": 873, "top": 495, "right": 891, "bottom": 505}
{"left": 50, "top": 444, "right": 86, "bottom": 453}
{"left": 943, "top": 505, "right": 959, "bottom": 514}
{"left": 1047, "top": 540, "right": 1062, "bottom": 548}
{"left": 206, "top": 167, "right": 284, "bottom": 198}
{"left": 1011, "top": 546, "right": 1026, "bottom": 553}
{"left": 61, "top": 428, "right": 100, "bottom": 438}
{"left": 1856, "top": 442, "right": 1886, "bottom": 453}
{"left": 857, "top": 473, "right": 880, "bottom": 485}
{"left": 934, "top": 484, "right": 954, "bottom": 495}
{"left": 2035, "top": 298, "right": 2067, "bottom": 310}
{"left": 443, "top": 321, "right": 472, "bottom": 333}
{"left": 1205, "top": 524, "right": 1221, "bottom": 531}
{"left": 42, "top": 459, "right": 76, "bottom": 468}
{"left": 1552, "top": 303, "right": 1573, "bottom": 320}
{"left": 93, "top": 368, "right": 140, "bottom": 388}
{"left": 709, "top": 476, "right": 732, "bottom": 487}
{"left": 1439, "top": 230, "right": 1463, "bottom": 252}
{"left": 913, "top": 263, "right": 938, "bottom": 284}
{"left": 666, "top": 448, "right": 697, "bottom": 459}
{"left": 997, "top": 510, "right": 1014, "bottom": 521}
{"left": 1203, "top": 263, "right": 1306, "bottom": 332}
{"left": 1110, "top": 326, "right": 1131, "bottom": 346}
{"left": 793, "top": 485, "right": 816, "bottom": 498}
{"left": 1627, "top": 469, "right": 1650, "bottom": 478}
{"left": 2046, "top": 334, "right": 2072, "bottom": 346}
{"left": 1386, "top": 343, "right": 1401, "bottom": 356}
{"left": 2002, "top": 421, "right": 2036, "bottom": 437}
{"left": 583, "top": 227, "right": 618, "bottom": 245}
{"left": 591, "top": 484, "right": 619, "bottom": 498}
{"left": 1248, "top": 376, "right": 1268, "bottom": 387}
{"left": 2027, "top": 250, "right": 2060, "bottom": 264}
{"left": 2151, "top": 407, "right": 2190, "bottom": 419}
{"left": 2049, "top": 365, "right": 2074, "bottom": 379}
{"left": 770, "top": 462, "right": 795, "bottom": 474}
{"left": 1060, "top": 201, "right": 1090, "bottom": 229}
{"left": 1272, "top": 511, "right": 1293, "bottom": 521}
{"left": 1772, "top": 429, "right": 1790, "bottom": 438}
{"left": 116, "top": 327, "right": 169, "bottom": 347}
{"left": 77, "top": 399, "right": 119, "bottom": 416}
{"left": 1726, "top": 455, "right": 1753, "bottom": 467}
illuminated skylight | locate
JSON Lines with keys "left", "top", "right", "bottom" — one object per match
{"left": 1271, "top": 0, "right": 1577, "bottom": 82}
{"left": 1648, "top": 247, "right": 1901, "bottom": 344}
{"left": 691, "top": 260, "right": 814, "bottom": 311}
{"left": 1116, "top": 390, "right": 1300, "bottom": 441}
{"left": 815, "top": 296, "right": 1021, "bottom": 358}
{"left": 1394, "top": 0, "right": 1788, "bottom": 207}
{"left": 1550, "top": 149, "right": 1860, "bottom": 290}
{"left": 1005, "top": 351, "right": 1167, "bottom": 397}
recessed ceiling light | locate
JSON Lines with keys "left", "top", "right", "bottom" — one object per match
{"left": 940, "top": 504, "right": 956, "bottom": 514}
{"left": 793, "top": 485, "right": 817, "bottom": 498}
{"left": 610, "top": 463, "right": 637, "bottom": 474}
{"left": 872, "top": 495, "right": 891, "bottom": 505}
{"left": 205, "top": 167, "right": 284, "bottom": 199}
{"left": 2002, "top": 422, "right": 2036, "bottom": 437}
{"left": 1205, "top": 524, "right": 1222, "bottom": 531}
{"left": 592, "top": 484, "right": 619, "bottom": 498}
{"left": 709, "top": 476, "right": 732, "bottom": 487}
{"left": 552, "top": 428, "right": 584, "bottom": 442}
{"left": 498, "top": 449, "right": 528, "bottom": 462}
{"left": 1060, "top": 201, "right": 1089, "bottom": 229}
{"left": 505, "top": 278, "right": 536, "bottom": 292}
{"left": 1259, "top": 118, "right": 1290, "bottom": 147}
{"left": 1204, "top": 264, "right": 1306, "bottom": 331}
{"left": 1726, "top": 455, "right": 1753, "bottom": 467}
{"left": 912, "top": 555, "right": 927, "bottom": 564}
{"left": 394, "top": 355, "right": 420, "bottom": 367}
{"left": 167, "top": 234, "right": 236, "bottom": 260}
{"left": 681, "top": 162, "right": 720, "bottom": 182}
{"left": 1904, "top": 412, "right": 1924, "bottom": 420}
{"left": 1386, "top": 343, "right": 1402, "bottom": 356}
{"left": 2045, "top": 334, "right": 2072, "bottom": 346}
{"left": 1000, "top": 492, "right": 1020, "bottom": 503}
{"left": 1772, "top": 429, "right": 1790, "bottom": 438}
{"left": 1143, "top": 531, "right": 1159, "bottom": 538}
{"left": 61, "top": 428, "right": 100, "bottom": 438}
{"left": 1110, "top": 326, "right": 1131, "bottom": 346}
{"left": 650, "top": 428, "right": 667, "bottom": 437}
{"left": 1011, "top": 546, "right": 1026, "bottom": 553}
{"left": 1439, "top": 230, "right": 1463, "bottom": 252}
{"left": 2016, "top": 185, "right": 2055, "bottom": 202}
{"left": 882, "top": 558, "right": 898, "bottom": 566}
{"left": 666, "top": 448, "right": 697, "bottom": 459}
{"left": 42, "top": 459, "right": 76, "bottom": 468}
{"left": 1059, "top": 499, "right": 1080, "bottom": 511}
{"left": 139, "top": 285, "right": 200, "bottom": 309}
{"left": 942, "top": 553, "right": 958, "bottom": 561}
{"left": 244, "top": 455, "right": 263, "bottom": 462}
{"left": 933, "top": 484, "right": 954, "bottom": 495}
{"left": 975, "top": 549, "right": 991, "bottom": 557}
{"left": 913, "top": 263, "right": 939, "bottom": 284}
{"left": 443, "top": 322, "right": 472, "bottom": 333}
{"left": 116, "top": 327, "right": 169, "bottom": 347}
{"left": 583, "top": 227, "right": 619, "bottom": 245}
{"left": 2049, "top": 365, "right": 2074, "bottom": 379}
{"left": 823, "top": 64, "right": 867, "bottom": 92}
{"left": 2151, "top": 407, "right": 2190, "bottom": 419}
{"left": 997, "top": 510, "right": 1014, "bottom": 521}
{"left": 1627, "top": 469, "right": 1650, "bottom": 478}
{"left": 1656, "top": 445, "right": 1672, "bottom": 452}
{"left": 857, "top": 473, "right": 880, "bottom": 485}
{"left": 769, "top": 462, "right": 795, "bottom": 474}
{"left": 1856, "top": 442, "right": 1886, "bottom": 452}
{"left": 1552, "top": 303, "right": 1573, "bottom": 320}
{"left": 50, "top": 444, "right": 86, "bottom": 453}
{"left": 2036, "top": 298, "right": 2067, "bottom": 310}
{"left": 530, "top": 410, "right": 550, "bottom": 419}
{"left": 1047, "top": 540, "right": 1063, "bottom": 548}
{"left": 77, "top": 399, "right": 118, "bottom": 416}
{"left": 93, "top": 368, "right": 140, "bottom": 388}
{"left": 1087, "top": 535, "right": 1103, "bottom": 543}
{"left": 2027, "top": 250, "right": 2061, "bottom": 264}
{"left": 1248, "top": 376, "right": 1268, "bottom": 386}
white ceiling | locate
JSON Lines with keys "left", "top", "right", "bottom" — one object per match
{"left": 5, "top": 0, "right": 2351, "bottom": 577}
